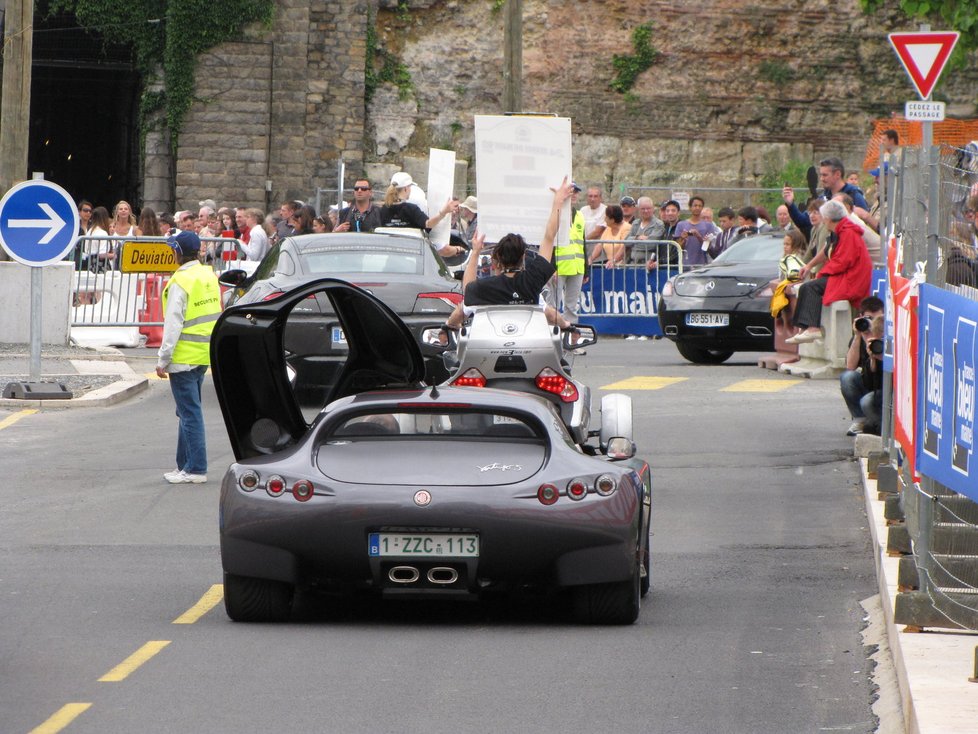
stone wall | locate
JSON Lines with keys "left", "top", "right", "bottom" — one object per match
{"left": 160, "top": 0, "right": 370, "bottom": 214}
{"left": 159, "top": 0, "right": 978, "bottom": 210}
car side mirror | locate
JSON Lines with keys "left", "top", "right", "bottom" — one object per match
{"left": 605, "top": 437, "right": 635, "bottom": 459}
{"left": 563, "top": 325, "right": 596, "bottom": 350}
{"left": 421, "top": 326, "right": 455, "bottom": 349}
{"left": 218, "top": 269, "right": 249, "bottom": 287}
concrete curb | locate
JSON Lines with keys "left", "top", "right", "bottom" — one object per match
{"left": 0, "top": 376, "right": 149, "bottom": 409}
{"left": 860, "top": 459, "right": 978, "bottom": 733}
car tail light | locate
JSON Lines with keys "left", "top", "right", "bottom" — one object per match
{"left": 261, "top": 291, "right": 285, "bottom": 301}
{"left": 537, "top": 483, "right": 559, "bottom": 505}
{"left": 451, "top": 368, "right": 487, "bottom": 388}
{"left": 595, "top": 474, "right": 617, "bottom": 496}
{"left": 417, "top": 291, "right": 463, "bottom": 308}
{"left": 535, "top": 368, "right": 579, "bottom": 402}
{"left": 239, "top": 471, "right": 260, "bottom": 491}
{"left": 292, "top": 479, "right": 314, "bottom": 502}
{"left": 566, "top": 478, "right": 588, "bottom": 501}
{"left": 266, "top": 475, "right": 286, "bottom": 497}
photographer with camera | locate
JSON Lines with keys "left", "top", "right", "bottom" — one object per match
{"left": 840, "top": 296, "right": 884, "bottom": 436}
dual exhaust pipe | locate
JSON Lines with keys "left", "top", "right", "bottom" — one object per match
{"left": 388, "top": 565, "right": 459, "bottom": 585}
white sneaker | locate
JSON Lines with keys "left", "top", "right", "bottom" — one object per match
{"left": 625, "top": 335, "right": 637, "bottom": 340}
{"left": 163, "top": 469, "right": 183, "bottom": 482}
{"left": 636, "top": 335, "right": 649, "bottom": 341}
{"left": 846, "top": 420, "right": 866, "bottom": 436}
{"left": 166, "top": 470, "right": 207, "bottom": 484}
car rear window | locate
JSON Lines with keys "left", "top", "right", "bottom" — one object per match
{"left": 328, "top": 410, "right": 539, "bottom": 439}
{"left": 301, "top": 247, "right": 423, "bottom": 275}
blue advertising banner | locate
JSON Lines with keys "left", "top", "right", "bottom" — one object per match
{"left": 576, "top": 265, "right": 668, "bottom": 336}
{"left": 916, "top": 284, "right": 978, "bottom": 500}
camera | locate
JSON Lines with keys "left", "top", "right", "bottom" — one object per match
{"left": 854, "top": 317, "right": 871, "bottom": 332}
{"left": 869, "top": 339, "right": 884, "bottom": 355}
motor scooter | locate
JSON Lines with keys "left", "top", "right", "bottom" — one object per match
{"left": 423, "top": 305, "right": 634, "bottom": 456}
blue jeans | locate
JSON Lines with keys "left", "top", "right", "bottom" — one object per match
{"left": 840, "top": 370, "right": 868, "bottom": 418}
{"left": 861, "top": 389, "right": 883, "bottom": 432}
{"left": 169, "top": 365, "right": 208, "bottom": 474}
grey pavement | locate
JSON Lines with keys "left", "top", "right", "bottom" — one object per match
{"left": 1, "top": 340, "right": 976, "bottom": 732}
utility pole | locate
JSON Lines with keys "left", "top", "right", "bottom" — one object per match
{"left": 0, "top": 0, "right": 33, "bottom": 261}
{"left": 502, "top": 0, "right": 522, "bottom": 113}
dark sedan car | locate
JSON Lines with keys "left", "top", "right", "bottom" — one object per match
{"left": 218, "top": 231, "right": 462, "bottom": 383}
{"left": 657, "top": 233, "right": 783, "bottom": 364}
{"left": 210, "top": 278, "right": 652, "bottom": 625}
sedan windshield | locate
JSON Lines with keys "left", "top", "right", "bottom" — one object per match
{"left": 301, "top": 247, "right": 423, "bottom": 275}
{"left": 712, "top": 235, "right": 784, "bottom": 264}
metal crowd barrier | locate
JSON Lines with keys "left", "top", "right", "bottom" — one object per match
{"left": 70, "top": 235, "right": 244, "bottom": 331}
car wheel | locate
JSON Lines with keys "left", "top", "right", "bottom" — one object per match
{"left": 640, "top": 530, "right": 651, "bottom": 599}
{"left": 572, "top": 561, "right": 640, "bottom": 625}
{"left": 224, "top": 572, "right": 294, "bottom": 623}
{"left": 676, "top": 342, "right": 734, "bottom": 364}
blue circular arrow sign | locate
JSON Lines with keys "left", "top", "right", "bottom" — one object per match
{"left": 0, "top": 179, "right": 80, "bottom": 266}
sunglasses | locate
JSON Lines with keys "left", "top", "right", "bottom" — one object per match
{"left": 81, "top": 207, "right": 92, "bottom": 213}
{"left": 353, "top": 186, "right": 371, "bottom": 191}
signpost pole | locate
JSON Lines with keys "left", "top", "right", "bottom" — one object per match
{"left": 920, "top": 22, "right": 939, "bottom": 285}
{"left": 29, "top": 266, "right": 42, "bottom": 381}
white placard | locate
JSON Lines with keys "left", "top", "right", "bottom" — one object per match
{"left": 474, "top": 115, "right": 572, "bottom": 246}
{"left": 426, "top": 148, "right": 457, "bottom": 247}
{"left": 671, "top": 191, "right": 690, "bottom": 211}
{"left": 904, "top": 100, "right": 946, "bottom": 122}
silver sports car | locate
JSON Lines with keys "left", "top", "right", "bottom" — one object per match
{"left": 211, "top": 278, "right": 652, "bottom": 624}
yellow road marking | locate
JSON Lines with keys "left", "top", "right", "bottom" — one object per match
{"left": 98, "top": 640, "right": 170, "bottom": 682}
{"left": 29, "top": 703, "right": 92, "bottom": 734}
{"left": 720, "top": 379, "right": 802, "bottom": 393}
{"left": 0, "top": 408, "right": 37, "bottom": 431}
{"left": 173, "top": 584, "right": 224, "bottom": 624}
{"left": 601, "top": 376, "right": 688, "bottom": 390}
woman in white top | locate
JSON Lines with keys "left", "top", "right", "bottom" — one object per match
{"left": 241, "top": 208, "right": 270, "bottom": 261}
{"left": 112, "top": 200, "right": 137, "bottom": 237}
{"left": 85, "top": 206, "right": 115, "bottom": 271}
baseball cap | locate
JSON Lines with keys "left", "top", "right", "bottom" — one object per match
{"left": 391, "top": 172, "right": 415, "bottom": 188}
{"left": 168, "top": 230, "right": 201, "bottom": 256}
{"left": 620, "top": 196, "right": 636, "bottom": 206}
{"left": 571, "top": 181, "right": 582, "bottom": 192}
{"left": 459, "top": 196, "right": 478, "bottom": 213}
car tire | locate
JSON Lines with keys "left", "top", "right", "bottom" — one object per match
{"left": 224, "top": 572, "right": 294, "bottom": 623}
{"left": 676, "top": 342, "right": 734, "bottom": 364}
{"left": 572, "top": 561, "right": 640, "bottom": 625}
{"left": 640, "top": 530, "right": 651, "bottom": 599}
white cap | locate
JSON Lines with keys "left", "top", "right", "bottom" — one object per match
{"left": 391, "top": 172, "right": 414, "bottom": 188}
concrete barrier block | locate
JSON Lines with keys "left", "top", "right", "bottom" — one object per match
{"left": 0, "top": 261, "right": 72, "bottom": 345}
{"left": 779, "top": 300, "right": 853, "bottom": 378}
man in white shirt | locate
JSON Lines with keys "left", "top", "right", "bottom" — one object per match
{"left": 581, "top": 186, "right": 607, "bottom": 239}
{"left": 391, "top": 171, "right": 428, "bottom": 214}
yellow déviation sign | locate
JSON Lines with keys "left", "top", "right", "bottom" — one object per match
{"left": 119, "top": 242, "right": 178, "bottom": 273}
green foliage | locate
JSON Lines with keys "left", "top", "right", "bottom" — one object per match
{"left": 491, "top": 0, "right": 506, "bottom": 13}
{"left": 365, "top": 9, "right": 414, "bottom": 103}
{"left": 758, "top": 60, "right": 796, "bottom": 85}
{"left": 610, "top": 22, "right": 660, "bottom": 95}
{"left": 758, "top": 159, "right": 812, "bottom": 213}
{"left": 860, "top": 0, "right": 978, "bottom": 56}
{"left": 50, "top": 0, "right": 273, "bottom": 149}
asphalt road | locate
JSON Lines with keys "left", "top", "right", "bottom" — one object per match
{"left": 1, "top": 340, "right": 879, "bottom": 734}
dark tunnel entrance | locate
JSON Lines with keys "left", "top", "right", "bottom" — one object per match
{"left": 26, "top": 6, "right": 141, "bottom": 209}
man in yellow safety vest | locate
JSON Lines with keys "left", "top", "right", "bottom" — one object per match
{"left": 554, "top": 182, "right": 586, "bottom": 324}
{"left": 156, "top": 230, "right": 222, "bottom": 484}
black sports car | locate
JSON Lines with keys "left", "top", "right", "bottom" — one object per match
{"left": 657, "top": 233, "right": 783, "bottom": 364}
{"left": 211, "top": 278, "right": 652, "bottom": 624}
{"left": 218, "top": 231, "right": 462, "bottom": 383}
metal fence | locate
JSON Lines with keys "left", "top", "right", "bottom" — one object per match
{"left": 70, "top": 236, "right": 243, "bottom": 330}
{"left": 883, "top": 142, "right": 978, "bottom": 631}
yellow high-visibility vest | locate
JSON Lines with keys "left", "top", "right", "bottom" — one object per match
{"left": 162, "top": 262, "right": 222, "bottom": 365}
{"left": 555, "top": 209, "right": 586, "bottom": 276}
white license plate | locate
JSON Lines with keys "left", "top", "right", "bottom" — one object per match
{"left": 368, "top": 533, "right": 479, "bottom": 557}
{"left": 331, "top": 326, "right": 347, "bottom": 344}
{"left": 685, "top": 312, "right": 729, "bottom": 327}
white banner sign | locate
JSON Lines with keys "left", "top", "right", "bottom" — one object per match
{"left": 474, "top": 115, "right": 572, "bottom": 246}
{"left": 426, "top": 148, "right": 457, "bottom": 248}
{"left": 905, "top": 100, "right": 946, "bottom": 121}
